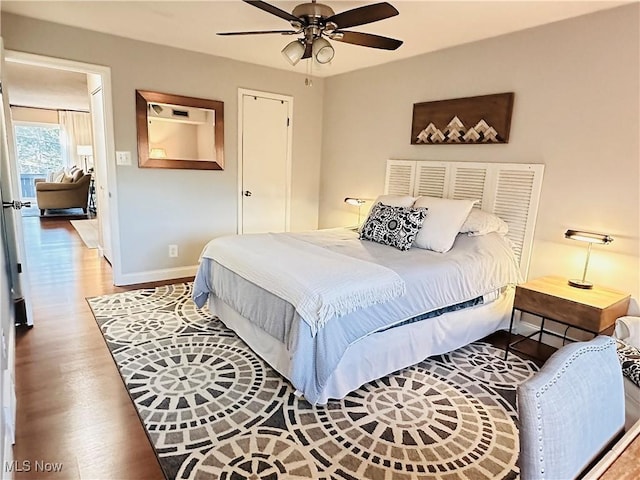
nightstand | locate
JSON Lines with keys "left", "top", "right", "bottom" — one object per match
{"left": 504, "top": 275, "right": 630, "bottom": 361}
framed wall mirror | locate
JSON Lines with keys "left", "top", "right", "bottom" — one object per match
{"left": 135, "top": 90, "right": 224, "bottom": 170}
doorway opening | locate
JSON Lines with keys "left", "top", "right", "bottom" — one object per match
{"left": 4, "top": 50, "right": 121, "bottom": 287}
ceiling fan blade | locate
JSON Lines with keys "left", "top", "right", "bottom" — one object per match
{"left": 302, "top": 42, "right": 312, "bottom": 59}
{"left": 242, "top": 0, "right": 301, "bottom": 23}
{"left": 217, "top": 30, "right": 296, "bottom": 36}
{"left": 333, "top": 31, "right": 403, "bottom": 50}
{"left": 326, "top": 2, "right": 399, "bottom": 29}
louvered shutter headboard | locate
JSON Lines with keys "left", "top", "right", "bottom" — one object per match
{"left": 384, "top": 160, "right": 544, "bottom": 279}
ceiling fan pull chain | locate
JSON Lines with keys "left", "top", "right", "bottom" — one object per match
{"left": 305, "top": 55, "right": 314, "bottom": 87}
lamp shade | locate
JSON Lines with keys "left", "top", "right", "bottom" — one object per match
{"left": 565, "top": 230, "right": 613, "bottom": 244}
{"left": 77, "top": 145, "right": 93, "bottom": 156}
{"left": 312, "top": 37, "right": 334, "bottom": 64}
{"left": 344, "top": 197, "right": 365, "bottom": 206}
{"left": 282, "top": 40, "right": 306, "bottom": 66}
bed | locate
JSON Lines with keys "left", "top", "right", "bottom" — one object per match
{"left": 193, "top": 160, "right": 545, "bottom": 404}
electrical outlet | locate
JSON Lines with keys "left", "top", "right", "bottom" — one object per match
{"left": 169, "top": 244, "right": 178, "bottom": 258}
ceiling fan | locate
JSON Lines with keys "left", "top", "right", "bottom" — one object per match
{"left": 218, "top": 0, "right": 403, "bottom": 66}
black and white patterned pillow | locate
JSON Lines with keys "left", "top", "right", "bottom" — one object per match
{"left": 616, "top": 339, "right": 640, "bottom": 388}
{"left": 359, "top": 203, "right": 428, "bottom": 251}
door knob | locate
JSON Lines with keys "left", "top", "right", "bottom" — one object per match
{"left": 244, "top": 191, "right": 252, "bottom": 197}
{"left": 2, "top": 200, "right": 31, "bottom": 210}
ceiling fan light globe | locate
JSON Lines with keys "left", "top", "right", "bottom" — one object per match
{"left": 282, "top": 39, "right": 306, "bottom": 65}
{"left": 313, "top": 37, "right": 334, "bottom": 64}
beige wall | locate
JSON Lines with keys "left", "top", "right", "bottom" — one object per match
{"left": 3, "top": 6, "right": 638, "bottom": 296}
{"left": 2, "top": 13, "right": 324, "bottom": 281}
{"left": 319, "top": 4, "right": 640, "bottom": 298}
{"left": 148, "top": 120, "right": 199, "bottom": 160}
{"left": 10, "top": 106, "right": 58, "bottom": 124}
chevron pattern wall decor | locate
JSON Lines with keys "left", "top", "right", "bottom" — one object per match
{"left": 411, "top": 92, "right": 514, "bottom": 144}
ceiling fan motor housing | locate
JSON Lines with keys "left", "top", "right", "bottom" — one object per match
{"left": 292, "top": 2, "right": 335, "bottom": 25}
{"left": 292, "top": 2, "right": 338, "bottom": 43}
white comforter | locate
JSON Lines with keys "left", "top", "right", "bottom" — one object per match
{"left": 199, "top": 233, "right": 405, "bottom": 335}
{"left": 193, "top": 229, "right": 523, "bottom": 404}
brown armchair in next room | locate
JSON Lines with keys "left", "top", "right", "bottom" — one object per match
{"left": 35, "top": 170, "right": 91, "bottom": 215}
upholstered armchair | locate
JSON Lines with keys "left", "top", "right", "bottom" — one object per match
{"left": 517, "top": 336, "right": 625, "bottom": 480}
{"left": 35, "top": 170, "right": 91, "bottom": 215}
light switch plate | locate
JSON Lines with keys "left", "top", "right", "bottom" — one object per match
{"left": 116, "top": 151, "right": 132, "bottom": 166}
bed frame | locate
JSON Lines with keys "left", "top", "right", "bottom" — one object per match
{"left": 208, "top": 160, "right": 545, "bottom": 404}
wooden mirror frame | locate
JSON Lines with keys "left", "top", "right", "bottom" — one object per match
{"left": 135, "top": 90, "right": 224, "bottom": 170}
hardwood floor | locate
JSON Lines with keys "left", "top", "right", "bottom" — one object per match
{"left": 12, "top": 216, "right": 533, "bottom": 480}
{"left": 14, "top": 216, "right": 171, "bottom": 479}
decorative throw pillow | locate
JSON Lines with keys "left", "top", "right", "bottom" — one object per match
{"left": 616, "top": 339, "right": 640, "bottom": 388}
{"left": 71, "top": 169, "right": 84, "bottom": 182}
{"left": 359, "top": 203, "right": 427, "bottom": 251}
{"left": 412, "top": 196, "right": 478, "bottom": 253}
{"left": 52, "top": 169, "right": 66, "bottom": 183}
{"left": 460, "top": 209, "right": 509, "bottom": 237}
{"left": 46, "top": 168, "right": 63, "bottom": 182}
{"left": 358, "top": 195, "right": 417, "bottom": 233}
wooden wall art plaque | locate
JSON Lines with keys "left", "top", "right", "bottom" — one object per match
{"left": 411, "top": 92, "right": 514, "bottom": 145}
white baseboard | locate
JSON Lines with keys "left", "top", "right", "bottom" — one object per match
{"left": 516, "top": 319, "right": 584, "bottom": 348}
{"left": 516, "top": 320, "right": 539, "bottom": 336}
{"left": 115, "top": 265, "right": 198, "bottom": 286}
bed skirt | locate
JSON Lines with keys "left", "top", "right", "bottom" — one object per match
{"left": 209, "top": 286, "right": 514, "bottom": 405}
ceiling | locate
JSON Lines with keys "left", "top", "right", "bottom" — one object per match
{"left": 2, "top": 1, "right": 628, "bottom": 78}
{"left": 5, "top": 62, "right": 89, "bottom": 111}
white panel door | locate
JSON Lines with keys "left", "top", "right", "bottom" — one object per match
{"left": 90, "top": 85, "right": 112, "bottom": 262}
{"left": 240, "top": 93, "right": 291, "bottom": 234}
{"left": 0, "top": 37, "right": 19, "bottom": 471}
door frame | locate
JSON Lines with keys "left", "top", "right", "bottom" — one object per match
{"left": 5, "top": 50, "right": 123, "bottom": 284}
{"left": 237, "top": 88, "right": 293, "bottom": 234}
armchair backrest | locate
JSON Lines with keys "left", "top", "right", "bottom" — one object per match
{"left": 517, "top": 336, "right": 624, "bottom": 480}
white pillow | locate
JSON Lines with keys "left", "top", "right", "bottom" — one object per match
{"left": 47, "top": 168, "right": 65, "bottom": 183}
{"left": 460, "top": 209, "right": 509, "bottom": 237}
{"left": 412, "top": 196, "right": 477, "bottom": 252}
{"left": 371, "top": 194, "right": 416, "bottom": 208}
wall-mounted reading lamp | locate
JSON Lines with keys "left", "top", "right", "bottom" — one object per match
{"left": 564, "top": 229, "right": 613, "bottom": 289}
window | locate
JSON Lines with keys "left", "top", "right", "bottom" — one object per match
{"left": 14, "top": 122, "right": 64, "bottom": 175}
{"left": 14, "top": 122, "right": 64, "bottom": 199}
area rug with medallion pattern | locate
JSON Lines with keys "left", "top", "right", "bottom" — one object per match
{"left": 88, "top": 283, "right": 538, "bottom": 480}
